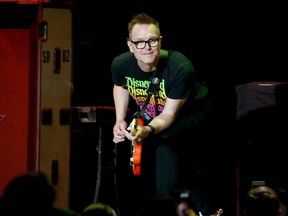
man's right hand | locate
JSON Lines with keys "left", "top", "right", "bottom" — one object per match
{"left": 113, "top": 120, "right": 128, "bottom": 143}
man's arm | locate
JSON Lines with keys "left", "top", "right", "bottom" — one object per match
{"left": 147, "top": 97, "right": 186, "bottom": 134}
{"left": 131, "top": 97, "right": 187, "bottom": 142}
{"left": 112, "top": 85, "right": 130, "bottom": 143}
{"left": 113, "top": 85, "right": 130, "bottom": 122}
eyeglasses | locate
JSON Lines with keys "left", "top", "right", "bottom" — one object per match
{"left": 128, "top": 38, "right": 160, "bottom": 49}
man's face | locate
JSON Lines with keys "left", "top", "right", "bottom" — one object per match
{"left": 127, "top": 23, "right": 162, "bottom": 68}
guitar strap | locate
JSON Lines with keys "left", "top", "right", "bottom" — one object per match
{"left": 134, "top": 49, "right": 168, "bottom": 119}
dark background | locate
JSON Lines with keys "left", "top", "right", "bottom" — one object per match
{"left": 72, "top": 1, "right": 287, "bottom": 107}
{"left": 70, "top": 1, "right": 287, "bottom": 216}
{"left": 1, "top": 1, "right": 287, "bottom": 216}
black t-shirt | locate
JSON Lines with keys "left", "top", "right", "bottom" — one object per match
{"left": 111, "top": 49, "right": 210, "bottom": 131}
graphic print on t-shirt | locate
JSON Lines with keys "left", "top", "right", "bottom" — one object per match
{"left": 125, "top": 76, "right": 167, "bottom": 121}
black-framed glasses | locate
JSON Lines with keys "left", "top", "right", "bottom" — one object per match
{"left": 128, "top": 37, "right": 160, "bottom": 49}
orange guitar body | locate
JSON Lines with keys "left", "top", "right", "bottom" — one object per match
{"left": 131, "top": 117, "right": 144, "bottom": 176}
{"left": 132, "top": 143, "right": 142, "bottom": 176}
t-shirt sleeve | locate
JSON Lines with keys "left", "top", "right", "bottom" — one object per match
{"left": 167, "top": 63, "right": 195, "bottom": 99}
{"left": 111, "top": 52, "right": 133, "bottom": 87}
{"left": 111, "top": 56, "right": 125, "bottom": 86}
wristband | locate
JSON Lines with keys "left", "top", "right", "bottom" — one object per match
{"left": 146, "top": 125, "right": 155, "bottom": 136}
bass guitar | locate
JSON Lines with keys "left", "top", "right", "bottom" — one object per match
{"left": 130, "top": 114, "right": 144, "bottom": 176}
